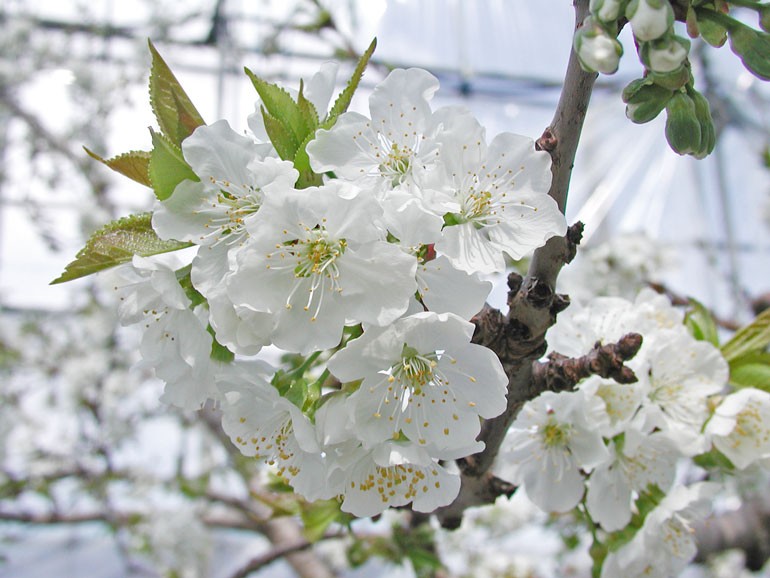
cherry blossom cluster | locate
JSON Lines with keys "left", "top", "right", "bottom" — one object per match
{"left": 494, "top": 288, "right": 770, "bottom": 576}
{"left": 108, "top": 65, "right": 568, "bottom": 517}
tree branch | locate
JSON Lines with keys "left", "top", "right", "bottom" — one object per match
{"left": 532, "top": 333, "right": 642, "bottom": 392}
{"left": 436, "top": 0, "right": 598, "bottom": 527}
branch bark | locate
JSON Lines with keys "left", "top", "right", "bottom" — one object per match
{"left": 436, "top": 0, "right": 598, "bottom": 527}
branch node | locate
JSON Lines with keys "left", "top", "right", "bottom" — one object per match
{"left": 536, "top": 127, "right": 557, "bottom": 152}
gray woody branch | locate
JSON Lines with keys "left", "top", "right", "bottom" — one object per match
{"left": 436, "top": 0, "right": 599, "bottom": 528}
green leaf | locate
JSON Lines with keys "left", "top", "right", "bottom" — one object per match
{"left": 297, "top": 79, "right": 320, "bottom": 132}
{"left": 245, "top": 68, "right": 308, "bottom": 146}
{"left": 729, "top": 351, "right": 770, "bottom": 390}
{"left": 322, "top": 38, "right": 377, "bottom": 129}
{"left": 721, "top": 308, "right": 770, "bottom": 362}
{"left": 695, "top": 8, "right": 728, "bottom": 47}
{"left": 300, "top": 499, "right": 343, "bottom": 542}
{"left": 148, "top": 129, "right": 198, "bottom": 201}
{"left": 51, "top": 213, "right": 192, "bottom": 284}
{"left": 701, "top": 10, "right": 770, "bottom": 80}
{"left": 261, "top": 108, "right": 302, "bottom": 161}
{"left": 84, "top": 147, "right": 152, "bottom": 187}
{"left": 294, "top": 132, "right": 324, "bottom": 188}
{"left": 685, "top": 298, "right": 720, "bottom": 346}
{"left": 148, "top": 40, "right": 205, "bottom": 145}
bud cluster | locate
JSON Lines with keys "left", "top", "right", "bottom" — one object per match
{"left": 574, "top": 0, "right": 719, "bottom": 158}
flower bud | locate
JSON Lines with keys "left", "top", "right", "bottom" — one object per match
{"left": 574, "top": 16, "right": 623, "bottom": 74}
{"left": 626, "top": 0, "right": 674, "bottom": 41}
{"left": 686, "top": 85, "right": 716, "bottom": 159}
{"left": 642, "top": 35, "right": 691, "bottom": 73}
{"left": 664, "top": 90, "right": 702, "bottom": 156}
{"left": 590, "top": 0, "right": 626, "bottom": 23}
{"left": 622, "top": 78, "right": 674, "bottom": 124}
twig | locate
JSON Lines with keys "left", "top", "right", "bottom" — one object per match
{"left": 532, "top": 333, "right": 643, "bottom": 392}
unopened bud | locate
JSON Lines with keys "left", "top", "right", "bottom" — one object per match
{"left": 623, "top": 78, "right": 674, "bottom": 124}
{"left": 590, "top": 0, "right": 626, "bottom": 23}
{"left": 574, "top": 16, "right": 623, "bottom": 74}
{"left": 642, "top": 35, "right": 691, "bottom": 73}
{"left": 626, "top": 0, "right": 674, "bottom": 42}
{"left": 686, "top": 85, "right": 716, "bottom": 159}
{"left": 665, "top": 90, "right": 702, "bottom": 156}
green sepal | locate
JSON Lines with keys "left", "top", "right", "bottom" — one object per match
{"left": 684, "top": 298, "right": 720, "bottom": 346}
{"left": 148, "top": 128, "right": 199, "bottom": 201}
{"left": 622, "top": 78, "right": 673, "bottom": 124}
{"left": 206, "top": 325, "right": 235, "bottom": 363}
{"left": 322, "top": 38, "right": 377, "bottom": 129}
{"left": 693, "top": 447, "right": 735, "bottom": 471}
{"left": 664, "top": 90, "right": 702, "bottom": 156}
{"left": 51, "top": 213, "right": 192, "bottom": 284}
{"left": 300, "top": 499, "right": 346, "bottom": 542}
{"left": 175, "top": 264, "right": 206, "bottom": 308}
{"left": 729, "top": 351, "right": 770, "bottom": 391}
{"left": 721, "top": 308, "right": 770, "bottom": 362}
{"left": 647, "top": 65, "right": 690, "bottom": 91}
{"left": 148, "top": 40, "right": 205, "bottom": 145}
{"left": 84, "top": 147, "right": 152, "bottom": 187}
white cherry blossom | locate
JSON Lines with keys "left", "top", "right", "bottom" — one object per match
{"left": 434, "top": 131, "right": 566, "bottom": 274}
{"left": 110, "top": 256, "right": 219, "bottom": 410}
{"left": 218, "top": 361, "right": 328, "bottom": 498}
{"left": 601, "top": 482, "right": 718, "bottom": 578}
{"left": 326, "top": 441, "right": 461, "bottom": 517}
{"left": 586, "top": 429, "right": 678, "bottom": 531}
{"left": 228, "top": 181, "right": 417, "bottom": 354}
{"left": 327, "top": 312, "right": 507, "bottom": 458}
{"left": 707, "top": 387, "right": 770, "bottom": 469}
{"left": 495, "top": 390, "right": 610, "bottom": 513}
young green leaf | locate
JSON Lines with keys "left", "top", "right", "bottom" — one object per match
{"left": 84, "top": 147, "right": 152, "bottom": 187}
{"left": 322, "top": 38, "right": 377, "bottom": 129}
{"left": 244, "top": 68, "right": 307, "bottom": 145}
{"left": 294, "top": 132, "right": 324, "bottom": 189}
{"left": 695, "top": 8, "right": 728, "bottom": 47}
{"left": 729, "top": 351, "right": 770, "bottom": 391}
{"left": 300, "top": 499, "right": 343, "bottom": 543}
{"left": 148, "top": 40, "right": 205, "bottom": 145}
{"left": 684, "top": 298, "right": 720, "bottom": 346}
{"left": 261, "top": 108, "right": 302, "bottom": 161}
{"left": 148, "top": 129, "right": 198, "bottom": 201}
{"left": 721, "top": 308, "right": 770, "bottom": 362}
{"left": 50, "top": 213, "right": 192, "bottom": 284}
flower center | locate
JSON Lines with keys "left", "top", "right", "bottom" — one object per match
{"left": 293, "top": 229, "right": 346, "bottom": 278}
{"left": 378, "top": 142, "right": 414, "bottom": 186}
{"left": 541, "top": 419, "right": 571, "bottom": 449}
{"left": 389, "top": 344, "right": 439, "bottom": 396}
{"left": 195, "top": 183, "right": 262, "bottom": 245}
